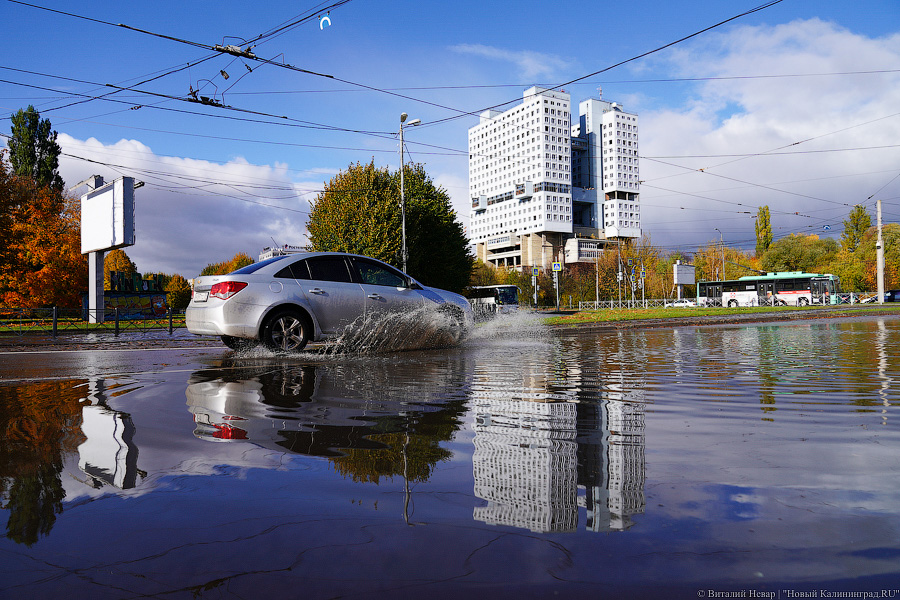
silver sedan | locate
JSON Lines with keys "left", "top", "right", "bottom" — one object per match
{"left": 186, "top": 252, "right": 473, "bottom": 352}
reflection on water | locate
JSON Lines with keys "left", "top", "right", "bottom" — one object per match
{"left": 186, "top": 355, "right": 471, "bottom": 487}
{"left": 471, "top": 357, "right": 646, "bottom": 533}
{"left": 1, "top": 314, "right": 899, "bottom": 596}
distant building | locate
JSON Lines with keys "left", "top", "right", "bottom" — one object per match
{"left": 468, "top": 87, "right": 641, "bottom": 270}
{"left": 258, "top": 244, "right": 307, "bottom": 261}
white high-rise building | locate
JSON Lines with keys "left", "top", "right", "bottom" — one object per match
{"left": 572, "top": 96, "right": 641, "bottom": 240}
{"left": 468, "top": 87, "right": 640, "bottom": 270}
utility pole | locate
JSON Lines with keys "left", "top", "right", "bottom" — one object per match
{"left": 877, "top": 199, "right": 885, "bottom": 304}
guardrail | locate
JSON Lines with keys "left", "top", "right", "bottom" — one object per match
{"left": 578, "top": 299, "right": 680, "bottom": 310}
{"left": 0, "top": 307, "right": 185, "bottom": 338}
{"left": 578, "top": 293, "right": 871, "bottom": 311}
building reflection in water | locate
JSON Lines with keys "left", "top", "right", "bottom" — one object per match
{"left": 471, "top": 340, "right": 646, "bottom": 533}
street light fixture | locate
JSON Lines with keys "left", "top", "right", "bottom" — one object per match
{"left": 399, "top": 113, "right": 421, "bottom": 273}
{"left": 715, "top": 228, "right": 724, "bottom": 280}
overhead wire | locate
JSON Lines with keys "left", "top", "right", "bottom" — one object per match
{"left": 7, "top": 0, "right": 894, "bottom": 244}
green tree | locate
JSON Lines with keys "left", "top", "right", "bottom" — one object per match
{"left": 760, "top": 233, "right": 838, "bottom": 273}
{"left": 307, "top": 161, "right": 473, "bottom": 293}
{"left": 755, "top": 205, "right": 773, "bottom": 257}
{"left": 467, "top": 260, "right": 498, "bottom": 288}
{"left": 841, "top": 204, "right": 871, "bottom": 253}
{"left": 7, "top": 106, "right": 64, "bottom": 192}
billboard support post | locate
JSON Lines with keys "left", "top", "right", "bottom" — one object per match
{"left": 88, "top": 251, "right": 105, "bottom": 324}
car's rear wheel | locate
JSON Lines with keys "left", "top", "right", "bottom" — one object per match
{"left": 262, "top": 309, "right": 310, "bottom": 352}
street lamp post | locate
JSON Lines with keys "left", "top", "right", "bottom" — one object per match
{"left": 715, "top": 228, "right": 724, "bottom": 280}
{"left": 399, "top": 113, "right": 420, "bottom": 273}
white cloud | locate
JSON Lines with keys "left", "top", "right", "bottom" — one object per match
{"left": 636, "top": 19, "right": 900, "bottom": 251}
{"left": 450, "top": 43, "right": 574, "bottom": 80}
{"left": 59, "top": 135, "right": 321, "bottom": 277}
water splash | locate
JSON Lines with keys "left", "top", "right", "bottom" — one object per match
{"left": 468, "top": 310, "right": 547, "bottom": 341}
{"left": 321, "top": 306, "right": 463, "bottom": 355}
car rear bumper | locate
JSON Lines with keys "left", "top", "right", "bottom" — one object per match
{"left": 185, "top": 301, "right": 262, "bottom": 338}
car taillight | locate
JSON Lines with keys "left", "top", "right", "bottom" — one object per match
{"left": 210, "top": 281, "right": 248, "bottom": 300}
{"left": 211, "top": 423, "right": 248, "bottom": 440}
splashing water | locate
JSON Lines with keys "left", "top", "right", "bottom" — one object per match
{"left": 467, "top": 309, "right": 547, "bottom": 341}
{"left": 321, "top": 306, "right": 465, "bottom": 355}
{"left": 229, "top": 308, "right": 548, "bottom": 358}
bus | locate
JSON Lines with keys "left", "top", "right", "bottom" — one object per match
{"left": 466, "top": 285, "right": 520, "bottom": 318}
{"left": 697, "top": 272, "right": 841, "bottom": 307}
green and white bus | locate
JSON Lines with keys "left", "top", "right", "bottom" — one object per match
{"left": 466, "top": 285, "right": 520, "bottom": 318}
{"left": 698, "top": 272, "right": 841, "bottom": 307}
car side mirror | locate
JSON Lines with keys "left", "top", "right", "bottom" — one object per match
{"left": 409, "top": 281, "right": 423, "bottom": 290}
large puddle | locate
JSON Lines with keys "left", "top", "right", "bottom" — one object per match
{"left": 1, "top": 314, "right": 899, "bottom": 598}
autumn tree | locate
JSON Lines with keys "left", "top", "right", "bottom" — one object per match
{"left": 104, "top": 249, "right": 137, "bottom": 289}
{"left": 200, "top": 252, "right": 253, "bottom": 276}
{"left": 164, "top": 274, "right": 192, "bottom": 311}
{"left": 307, "top": 161, "right": 473, "bottom": 293}
{"left": 7, "top": 106, "right": 63, "bottom": 193}
{"left": 841, "top": 204, "right": 871, "bottom": 253}
{"left": 755, "top": 206, "right": 773, "bottom": 257}
{"left": 0, "top": 159, "right": 86, "bottom": 308}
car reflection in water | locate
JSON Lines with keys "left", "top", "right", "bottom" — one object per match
{"left": 184, "top": 356, "right": 470, "bottom": 476}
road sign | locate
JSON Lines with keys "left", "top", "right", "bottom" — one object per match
{"left": 552, "top": 262, "right": 562, "bottom": 272}
{"left": 532, "top": 267, "right": 539, "bottom": 277}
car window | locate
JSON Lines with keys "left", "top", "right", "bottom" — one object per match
{"left": 230, "top": 255, "right": 289, "bottom": 275}
{"left": 306, "top": 256, "right": 353, "bottom": 283}
{"left": 275, "top": 260, "right": 310, "bottom": 280}
{"left": 354, "top": 259, "right": 407, "bottom": 288}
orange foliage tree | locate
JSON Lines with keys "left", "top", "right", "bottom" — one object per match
{"left": 0, "top": 157, "right": 87, "bottom": 308}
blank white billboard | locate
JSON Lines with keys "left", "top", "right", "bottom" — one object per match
{"left": 81, "top": 177, "right": 135, "bottom": 254}
{"left": 673, "top": 262, "right": 696, "bottom": 285}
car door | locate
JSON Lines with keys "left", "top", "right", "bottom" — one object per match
{"left": 351, "top": 257, "right": 426, "bottom": 321}
{"left": 299, "top": 256, "right": 366, "bottom": 335}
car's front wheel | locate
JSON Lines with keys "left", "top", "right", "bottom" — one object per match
{"left": 262, "top": 309, "right": 310, "bottom": 352}
{"left": 440, "top": 306, "right": 467, "bottom": 344}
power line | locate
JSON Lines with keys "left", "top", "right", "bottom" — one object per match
{"left": 424, "top": 0, "right": 787, "bottom": 127}
{"left": 9, "top": 0, "right": 473, "bottom": 117}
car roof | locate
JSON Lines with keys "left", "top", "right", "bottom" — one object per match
{"left": 230, "top": 252, "right": 398, "bottom": 275}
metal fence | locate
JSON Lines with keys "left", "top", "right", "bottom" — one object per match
{"left": 0, "top": 307, "right": 184, "bottom": 338}
{"left": 578, "top": 292, "right": 870, "bottom": 311}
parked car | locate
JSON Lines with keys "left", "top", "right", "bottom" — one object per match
{"left": 664, "top": 299, "right": 697, "bottom": 308}
{"left": 861, "top": 291, "right": 900, "bottom": 303}
{"left": 186, "top": 252, "right": 474, "bottom": 352}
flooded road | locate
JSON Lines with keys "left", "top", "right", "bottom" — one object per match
{"left": 1, "top": 314, "right": 899, "bottom": 599}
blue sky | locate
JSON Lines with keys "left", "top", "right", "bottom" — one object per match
{"left": 3, "top": 0, "right": 899, "bottom": 277}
